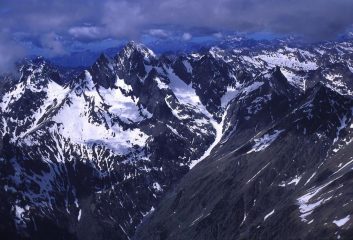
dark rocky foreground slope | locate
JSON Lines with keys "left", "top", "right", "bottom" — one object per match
{"left": 135, "top": 45, "right": 353, "bottom": 239}
{"left": 135, "top": 83, "right": 353, "bottom": 240}
{"left": 1, "top": 39, "right": 353, "bottom": 239}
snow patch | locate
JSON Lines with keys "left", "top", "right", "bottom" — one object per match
{"left": 334, "top": 115, "right": 348, "bottom": 143}
{"left": 280, "top": 68, "right": 305, "bottom": 90}
{"left": 52, "top": 71, "right": 149, "bottom": 154}
{"left": 242, "top": 82, "right": 264, "bottom": 96}
{"left": 77, "top": 209, "right": 82, "bottom": 221}
{"left": 324, "top": 73, "right": 343, "bottom": 81}
{"left": 154, "top": 76, "right": 169, "bottom": 90}
{"left": 247, "top": 130, "right": 284, "bottom": 154}
{"left": 287, "top": 175, "right": 302, "bottom": 185}
{"left": 183, "top": 60, "right": 193, "bottom": 74}
{"left": 142, "top": 206, "right": 155, "bottom": 217}
{"left": 221, "top": 84, "right": 241, "bottom": 108}
{"left": 255, "top": 51, "right": 318, "bottom": 71}
{"left": 297, "top": 179, "right": 337, "bottom": 222}
{"left": 166, "top": 67, "right": 203, "bottom": 108}
{"left": 152, "top": 182, "right": 163, "bottom": 192}
{"left": 14, "top": 205, "right": 27, "bottom": 227}
{"left": 333, "top": 215, "right": 350, "bottom": 227}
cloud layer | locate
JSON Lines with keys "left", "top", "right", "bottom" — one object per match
{"left": 0, "top": 0, "right": 353, "bottom": 71}
{"left": 2, "top": 0, "right": 353, "bottom": 40}
{"left": 0, "top": 33, "right": 25, "bottom": 73}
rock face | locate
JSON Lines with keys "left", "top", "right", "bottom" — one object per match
{"left": 0, "top": 42, "right": 221, "bottom": 240}
{"left": 1, "top": 38, "right": 353, "bottom": 240}
{"left": 135, "top": 42, "right": 353, "bottom": 240}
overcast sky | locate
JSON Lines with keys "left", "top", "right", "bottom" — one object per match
{"left": 1, "top": 0, "right": 353, "bottom": 72}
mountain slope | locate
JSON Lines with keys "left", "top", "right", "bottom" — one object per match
{"left": 135, "top": 70, "right": 353, "bottom": 240}
{"left": 1, "top": 39, "right": 353, "bottom": 240}
{"left": 0, "top": 42, "right": 232, "bottom": 240}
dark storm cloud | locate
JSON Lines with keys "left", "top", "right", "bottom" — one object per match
{"left": 0, "top": 32, "right": 25, "bottom": 73}
{"left": 0, "top": 0, "right": 353, "bottom": 71}
{"left": 2, "top": 0, "right": 353, "bottom": 40}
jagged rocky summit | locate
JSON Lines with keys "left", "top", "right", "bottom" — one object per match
{"left": 1, "top": 39, "right": 353, "bottom": 240}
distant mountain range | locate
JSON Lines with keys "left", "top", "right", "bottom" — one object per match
{"left": 45, "top": 33, "right": 328, "bottom": 68}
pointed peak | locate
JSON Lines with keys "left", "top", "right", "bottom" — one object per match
{"left": 316, "top": 82, "right": 344, "bottom": 95}
{"left": 97, "top": 53, "right": 110, "bottom": 62}
{"left": 259, "top": 67, "right": 300, "bottom": 99}
{"left": 17, "top": 57, "right": 62, "bottom": 86}
{"left": 32, "top": 56, "right": 47, "bottom": 64}
{"left": 21, "top": 56, "right": 54, "bottom": 75}
{"left": 120, "top": 41, "right": 156, "bottom": 60}
{"left": 306, "top": 82, "right": 348, "bottom": 103}
{"left": 125, "top": 40, "right": 139, "bottom": 48}
{"left": 94, "top": 53, "right": 112, "bottom": 67}
{"left": 268, "top": 67, "right": 293, "bottom": 86}
{"left": 27, "top": 56, "right": 52, "bottom": 70}
{"left": 208, "top": 46, "right": 225, "bottom": 59}
{"left": 89, "top": 54, "right": 116, "bottom": 89}
{"left": 125, "top": 40, "right": 146, "bottom": 49}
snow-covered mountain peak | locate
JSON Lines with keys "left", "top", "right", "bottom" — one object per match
{"left": 120, "top": 41, "right": 156, "bottom": 62}
{"left": 2, "top": 38, "right": 353, "bottom": 240}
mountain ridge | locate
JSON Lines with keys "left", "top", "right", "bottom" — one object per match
{"left": 1, "top": 39, "right": 353, "bottom": 239}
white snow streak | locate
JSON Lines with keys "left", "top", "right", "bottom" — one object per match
{"left": 264, "top": 209, "right": 275, "bottom": 221}
{"left": 189, "top": 107, "right": 228, "bottom": 169}
{"left": 246, "top": 162, "right": 271, "bottom": 184}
